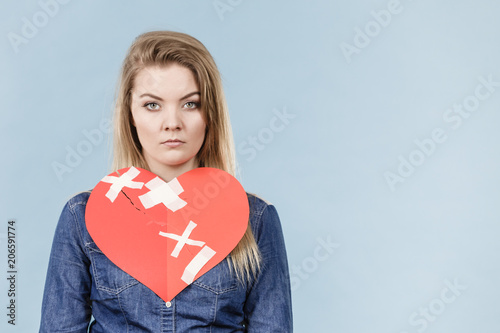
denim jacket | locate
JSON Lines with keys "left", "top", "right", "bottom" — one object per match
{"left": 40, "top": 191, "right": 293, "bottom": 332}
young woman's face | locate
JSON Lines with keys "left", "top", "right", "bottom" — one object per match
{"left": 131, "top": 64, "right": 206, "bottom": 180}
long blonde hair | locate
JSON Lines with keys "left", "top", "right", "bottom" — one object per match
{"left": 111, "top": 30, "right": 260, "bottom": 281}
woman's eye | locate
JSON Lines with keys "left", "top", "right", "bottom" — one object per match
{"left": 144, "top": 102, "right": 160, "bottom": 111}
{"left": 184, "top": 101, "right": 200, "bottom": 109}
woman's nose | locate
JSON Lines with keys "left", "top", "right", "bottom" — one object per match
{"left": 162, "top": 107, "right": 182, "bottom": 130}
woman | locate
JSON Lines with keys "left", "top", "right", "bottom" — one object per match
{"left": 40, "top": 31, "right": 293, "bottom": 332}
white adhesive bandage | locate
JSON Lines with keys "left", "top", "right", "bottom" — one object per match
{"left": 158, "top": 221, "right": 205, "bottom": 258}
{"left": 138, "top": 177, "right": 187, "bottom": 212}
{"left": 181, "top": 245, "right": 216, "bottom": 285}
{"left": 102, "top": 167, "right": 144, "bottom": 202}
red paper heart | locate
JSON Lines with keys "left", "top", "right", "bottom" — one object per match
{"left": 85, "top": 167, "right": 248, "bottom": 302}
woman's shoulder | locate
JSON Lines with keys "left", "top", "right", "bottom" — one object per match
{"left": 246, "top": 192, "right": 275, "bottom": 214}
{"left": 63, "top": 190, "right": 92, "bottom": 210}
{"left": 245, "top": 193, "right": 285, "bottom": 250}
{"left": 245, "top": 192, "right": 281, "bottom": 234}
{"left": 53, "top": 191, "right": 93, "bottom": 244}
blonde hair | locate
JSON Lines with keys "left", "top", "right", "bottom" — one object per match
{"left": 111, "top": 30, "right": 260, "bottom": 281}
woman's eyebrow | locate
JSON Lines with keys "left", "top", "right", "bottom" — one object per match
{"left": 138, "top": 92, "right": 200, "bottom": 101}
{"left": 138, "top": 93, "right": 163, "bottom": 101}
{"left": 180, "top": 91, "right": 200, "bottom": 100}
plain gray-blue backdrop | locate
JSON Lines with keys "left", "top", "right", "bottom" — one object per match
{"left": 1, "top": 0, "right": 500, "bottom": 332}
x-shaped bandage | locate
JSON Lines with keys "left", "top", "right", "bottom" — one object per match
{"left": 102, "top": 167, "right": 144, "bottom": 202}
{"left": 159, "top": 221, "right": 216, "bottom": 285}
{"left": 138, "top": 177, "right": 187, "bottom": 212}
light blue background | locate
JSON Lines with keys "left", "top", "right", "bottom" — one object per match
{"left": 1, "top": 0, "right": 500, "bottom": 332}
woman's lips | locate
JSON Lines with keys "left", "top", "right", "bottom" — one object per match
{"left": 162, "top": 139, "right": 184, "bottom": 148}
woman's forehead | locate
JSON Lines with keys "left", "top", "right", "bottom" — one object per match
{"left": 132, "top": 64, "right": 199, "bottom": 99}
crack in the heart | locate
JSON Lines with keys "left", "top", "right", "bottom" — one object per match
{"left": 121, "top": 190, "right": 144, "bottom": 213}
{"left": 120, "top": 190, "right": 169, "bottom": 228}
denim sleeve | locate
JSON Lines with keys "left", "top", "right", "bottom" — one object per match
{"left": 39, "top": 198, "right": 92, "bottom": 332}
{"left": 244, "top": 204, "right": 293, "bottom": 332}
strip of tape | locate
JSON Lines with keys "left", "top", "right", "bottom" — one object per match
{"left": 102, "top": 167, "right": 144, "bottom": 202}
{"left": 158, "top": 221, "right": 205, "bottom": 258}
{"left": 138, "top": 177, "right": 187, "bottom": 212}
{"left": 181, "top": 245, "right": 216, "bottom": 285}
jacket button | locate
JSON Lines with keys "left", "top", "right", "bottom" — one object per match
{"left": 165, "top": 301, "right": 172, "bottom": 308}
